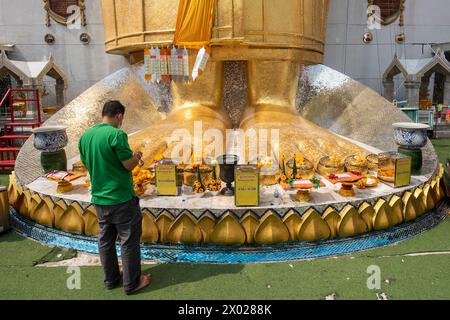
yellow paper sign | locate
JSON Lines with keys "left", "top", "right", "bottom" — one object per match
{"left": 156, "top": 164, "right": 178, "bottom": 196}
{"left": 395, "top": 157, "right": 412, "bottom": 188}
{"left": 235, "top": 166, "right": 260, "bottom": 207}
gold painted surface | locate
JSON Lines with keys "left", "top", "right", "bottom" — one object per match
{"left": 373, "top": 199, "right": 392, "bottom": 231}
{"left": 298, "top": 209, "right": 330, "bottom": 242}
{"left": 198, "top": 213, "right": 216, "bottom": 243}
{"left": 129, "top": 59, "right": 231, "bottom": 163}
{"left": 254, "top": 212, "right": 290, "bottom": 244}
{"left": 7, "top": 173, "right": 20, "bottom": 208}
{"left": 18, "top": 190, "right": 32, "bottom": 220}
{"left": 10, "top": 175, "right": 443, "bottom": 245}
{"left": 402, "top": 191, "right": 418, "bottom": 222}
{"left": 359, "top": 202, "right": 375, "bottom": 231}
{"left": 0, "top": 187, "right": 10, "bottom": 229}
{"left": 156, "top": 211, "right": 174, "bottom": 243}
{"left": 414, "top": 188, "right": 427, "bottom": 217}
{"left": 55, "top": 202, "right": 85, "bottom": 235}
{"left": 82, "top": 206, "right": 99, "bottom": 237}
{"left": 211, "top": 213, "right": 246, "bottom": 245}
{"left": 282, "top": 210, "right": 302, "bottom": 242}
{"left": 338, "top": 205, "right": 368, "bottom": 237}
{"left": 31, "top": 196, "right": 55, "bottom": 227}
{"left": 240, "top": 61, "right": 370, "bottom": 165}
{"left": 28, "top": 194, "right": 42, "bottom": 220}
{"left": 436, "top": 178, "right": 445, "bottom": 202}
{"left": 388, "top": 195, "right": 404, "bottom": 226}
{"left": 101, "top": 0, "right": 329, "bottom": 64}
{"left": 240, "top": 212, "right": 259, "bottom": 244}
{"left": 323, "top": 207, "right": 340, "bottom": 238}
{"left": 141, "top": 210, "right": 160, "bottom": 243}
{"left": 167, "top": 212, "right": 202, "bottom": 244}
{"left": 423, "top": 184, "right": 436, "bottom": 211}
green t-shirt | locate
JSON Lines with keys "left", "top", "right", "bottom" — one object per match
{"left": 78, "top": 124, "right": 135, "bottom": 205}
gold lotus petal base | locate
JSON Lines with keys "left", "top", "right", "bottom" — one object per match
{"left": 7, "top": 166, "right": 447, "bottom": 245}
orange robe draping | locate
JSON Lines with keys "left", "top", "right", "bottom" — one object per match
{"left": 174, "top": 0, "right": 216, "bottom": 48}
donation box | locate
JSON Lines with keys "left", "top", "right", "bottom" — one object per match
{"left": 235, "top": 166, "right": 260, "bottom": 207}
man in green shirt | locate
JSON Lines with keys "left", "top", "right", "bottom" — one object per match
{"left": 79, "top": 101, "right": 151, "bottom": 295}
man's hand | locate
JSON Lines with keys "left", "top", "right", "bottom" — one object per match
{"left": 122, "top": 152, "right": 144, "bottom": 171}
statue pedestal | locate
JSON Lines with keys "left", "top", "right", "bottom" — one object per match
{"left": 40, "top": 149, "right": 67, "bottom": 173}
{"left": 398, "top": 147, "right": 423, "bottom": 173}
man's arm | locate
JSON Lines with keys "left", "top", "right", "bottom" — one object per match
{"left": 112, "top": 131, "right": 142, "bottom": 172}
{"left": 122, "top": 152, "right": 143, "bottom": 171}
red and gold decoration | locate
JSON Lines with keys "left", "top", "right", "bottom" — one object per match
{"left": 44, "top": 0, "right": 86, "bottom": 27}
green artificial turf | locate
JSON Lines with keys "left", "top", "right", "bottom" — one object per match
{"left": 0, "top": 174, "right": 9, "bottom": 187}
{"left": 0, "top": 141, "right": 449, "bottom": 300}
{"left": 0, "top": 219, "right": 449, "bottom": 300}
{"left": 431, "top": 139, "right": 450, "bottom": 164}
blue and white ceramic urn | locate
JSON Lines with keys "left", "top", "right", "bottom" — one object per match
{"left": 392, "top": 123, "right": 429, "bottom": 149}
{"left": 32, "top": 126, "right": 69, "bottom": 153}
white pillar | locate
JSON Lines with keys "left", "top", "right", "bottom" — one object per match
{"left": 55, "top": 79, "right": 65, "bottom": 109}
{"left": 404, "top": 81, "right": 421, "bottom": 109}
{"left": 383, "top": 79, "right": 395, "bottom": 102}
{"left": 444, "top": 76, "right": 450, "bottom": 105}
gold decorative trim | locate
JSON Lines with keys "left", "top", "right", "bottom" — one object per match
{"left": 282, "top": 210, "right": 303, "bottom": 241}
{"left": 367, "top": 0, "right": 406, "bottom": 26}
{"left": 8, "top": 168, "right": 446, "bottom": 245}
{"left": 155, "top": 211, "right": 174, "bottom": 243}
{"left": 255, "top": 212, "right": 290, "bottom": 244}
{"left": 373, "top": 199, "right": 392, "bottom": 231}
{"left": 211, "top": 212, "right": 246, "bottom": 245}
{"left": 323, "top": 207, "right": 340, "bottom": 239}
{"left": 402, "top": 191, "right": 418, "bottom": 222}
{"left": 298, "top": 209, "right": 330, "bottom": 242}
{"left": 338, "top": 205, "right": 368, "bottom": 237}
{"left": 167, "top": 212, "right": 202, "bottom": 244}
{"left": 141, "top": 209, "right": 159, "bottom": 243}
{"left": 359, "top": 202, "right": 375, "bottom": 231}
{"left": 389, "top": 195, "right": 404, "bottom": 226}
{"left": 198, "top": 212, "right": 216, "bottom": 244}
{"left": 44, "top": 0, "right": 87, "bottom": 27}
{"left": 241, "top": 212, "right": 259, "bottom": 244}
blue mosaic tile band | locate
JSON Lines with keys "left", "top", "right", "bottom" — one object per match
{"left": 9, "top": 203, "right": 448, "bottom": 264}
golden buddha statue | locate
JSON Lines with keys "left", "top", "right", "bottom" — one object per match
{"left": 101, "top": 0, "right": 369, "bottom": 165}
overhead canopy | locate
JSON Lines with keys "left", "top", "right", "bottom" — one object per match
{"left": 0, "top": 50, "right": 68, "bottom": 87}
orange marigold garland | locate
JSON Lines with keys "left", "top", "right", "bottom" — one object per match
{"left": 207, "top": 161, "right": 222, "bottom": 192}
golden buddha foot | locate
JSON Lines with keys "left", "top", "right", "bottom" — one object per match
{"left": 239, "top": 105, "right": 369, "bottom": 166}
{"left": 129, "top": 105, "right": 231, "bottom": 164}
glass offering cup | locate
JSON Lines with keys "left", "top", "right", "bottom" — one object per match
{"left": 317, "top": 156, "right": 345, "bottom": 177}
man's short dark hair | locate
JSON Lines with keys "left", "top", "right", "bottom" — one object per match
{"left": 102, "top": 100, "right": 126, "bottom": 118}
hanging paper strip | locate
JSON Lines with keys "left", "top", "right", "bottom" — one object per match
{"left": 155, "top": 47, "right": 162, "bottom": 83}
{"left": 192, "top": 47, "right": 210, "bottom": 80}
{"left": 144, "top": 48, "right": 151, "bottom": 82}
{"left": 171, "top": 46, "right": 179, "bottom": 82}
{"left": 173, "top": 0, "right": 216, "bottom": 48}
{"left": 183, "top": 47, "right": 190, "bottom": 82}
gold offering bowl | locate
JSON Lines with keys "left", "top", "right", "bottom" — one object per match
{"left": 345, "top": 155, "right": 369, "bottom": 175}
{"left": 295, "top": 189, "right": 312, "bottom": 203}
{"left": 286, "top": 158, "right": 315, "bottom": 180}
{"left": 72, "top": 161, "right": 88, "bottom": 176}
{"left": 317, "top": 156, "right": 345, "bottom": 177}
{"left": 357, "top": 176, "right": 380, "bottom": 189}
{"left": 148, "top": 162, "right": 185, "bottom": 186}
{"left": 338, "top": 181, "right": 359, "bottom": 198}
{"left": 184, "top": 165, "right": 213, "bottom": 187}
{"left": 260, "top": 172, "right": 280, "bottom": 186}
{"left": 366, "top": 154, "right": 379, "bottom": 171}
{"left": 377, "top": 154, "right": 396, "bottom": 183}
